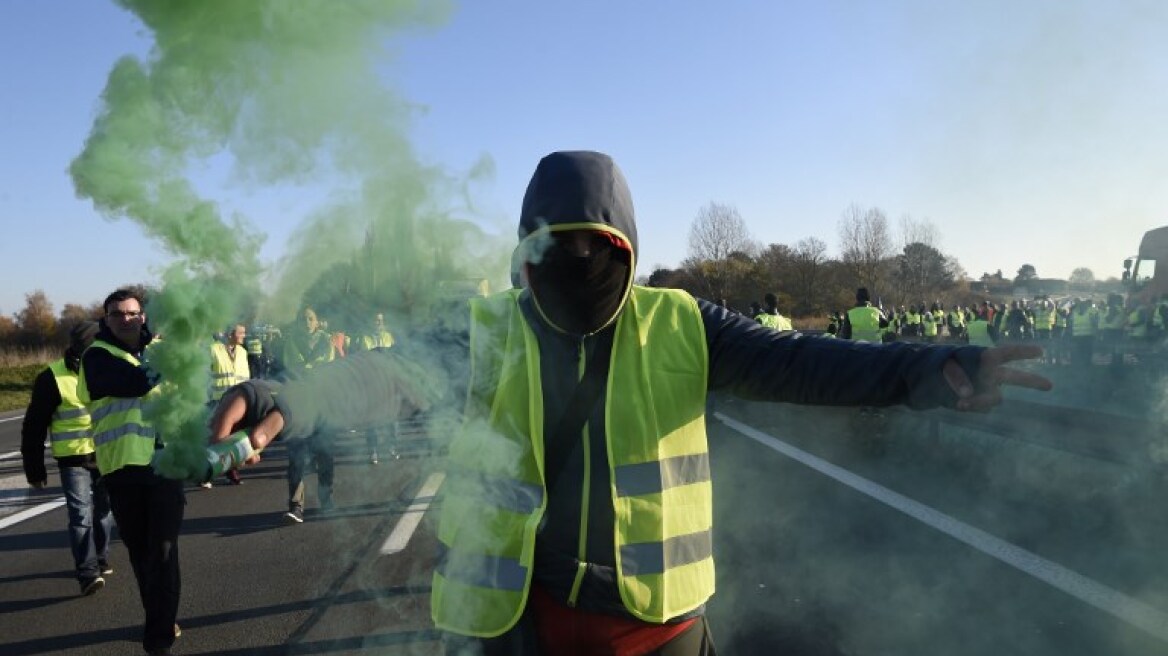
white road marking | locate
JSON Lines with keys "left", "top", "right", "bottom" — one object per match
{"left": 380, "top": 472, "right": 444, "bottom": 556}
{"left": 717, "top": 412, "right": 1168, "bottom": 644}
{"left": 0, "top": 451, "right": 21, "bottom": 461}
{"left": 0, "top": 415, "right": 24, "bottom": 423}
{"left": 0, "top": 499, "right": 65, "bottom": 530}
{"left": 0, "top": 472, "right": 64, "bottom": 529}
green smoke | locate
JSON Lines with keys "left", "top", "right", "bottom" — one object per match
{"left": 67, "top": 0, "right": 511, "bottom": 479}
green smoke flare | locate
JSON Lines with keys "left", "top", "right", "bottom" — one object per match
{"left": 68, "top": 0, "right": 469, "bottom": 479}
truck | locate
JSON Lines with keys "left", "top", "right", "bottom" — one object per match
{"left": 1122, "top": 226, "right": 1168, "bottom": 305}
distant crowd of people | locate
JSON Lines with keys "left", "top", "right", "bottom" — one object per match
{"left": 734, "top": 288, "right": 1168, "bottom": 368}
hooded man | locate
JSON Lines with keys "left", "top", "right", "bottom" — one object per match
{"left": 209, "top": 150, "right": 1050, "bottom": 655}
{"left": 428, "top": 151, "right": 1049, "bottom": 654}
{"left": 21, "top": 320, "right": 114, "bottom": 596}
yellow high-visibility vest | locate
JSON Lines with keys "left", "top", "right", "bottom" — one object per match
{"left": 847, "top": 305, "right": 883, "bottom": 342}
{"left": 966, "top": 320, "right": 994, "bottom": 347}
{"left": 210, "top": 342, "right": 251, "bottom": 401}
{"left": 432, "top": 286, "right": 713, "bottom": 636}
{"left": 77, "top": 340, "right": 160, "bottom": 475}
{"left": 359, "top": 330, "right": 395, "bottom": 350}
{"left": 245, "top": 336, "right": 263, "bottom": 356}
{"left": 1071, "top": 309, "right": 1098, "bottom": 337}
{"left": 47, "top": 359, "right": 94, "bottom": 458}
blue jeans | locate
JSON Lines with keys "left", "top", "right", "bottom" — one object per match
{"left": 60, "top": 465, "right": 113, "bottom": 582}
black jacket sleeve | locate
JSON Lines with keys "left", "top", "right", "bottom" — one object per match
{"left": 80, "top": 346, "right": 154, "bottom": 401}
{"left": 21, "top": 367, "right": 58, "bottom": 484}
{"left": 700, "top": 299, "right": 982, "bottom": 410}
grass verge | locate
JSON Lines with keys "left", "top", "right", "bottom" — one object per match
{"left": 0, "top": 363, "right": 44, "bottom": 413}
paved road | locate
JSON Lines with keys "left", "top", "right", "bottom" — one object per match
{"left": 2, "top": 400, "right": 1167, "bottom": 655}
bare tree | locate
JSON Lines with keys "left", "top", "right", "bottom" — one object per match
{"left": 684, "top": 202, "right": 756, "bottom": 302}
{"left": 788, "top": 237, "right": 829, "bottom": 316}
{"left": 838, "top": 204, "right": 893, "bottom": 295}
{"left": 688, "top": 202, "right": 755, "bottom": 262}
{"left": 899, "top": 214, "right": 939, "bottom": 249}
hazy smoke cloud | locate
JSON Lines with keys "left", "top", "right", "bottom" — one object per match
{"left": 68, "top": 0, "right": 515, "bottom": 479}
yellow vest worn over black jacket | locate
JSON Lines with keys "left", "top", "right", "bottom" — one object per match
{"left": 432, "top": 286, "right": 712, "bottom": 636}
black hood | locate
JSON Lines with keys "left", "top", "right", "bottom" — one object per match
{"left": 513, "top": 151, "right": 639, "bottom": 335}
{"left": 517, "top": 150, "right": 638, "bottom": 258}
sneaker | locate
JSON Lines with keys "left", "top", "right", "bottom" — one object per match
{"left": 284, "top": 505, "right": 304, "bottom": 524}
{"left": 99, "top": 563, "right": 114, "bottom": 576}
{"left": 174, "top": 623, "right": 181, "bottom": 637}
{"left": 199, "top": 481, "right": 213, "bottom": 489}
{"left": 369, "top": 452, "right": 379, "bottom": 465}
{"left": 80, "top": 576, "right": 105, "bottom": 596}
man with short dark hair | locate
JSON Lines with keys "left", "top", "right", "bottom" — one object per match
{"left": 78, "top": 288, "right": 183, "bottom": 656}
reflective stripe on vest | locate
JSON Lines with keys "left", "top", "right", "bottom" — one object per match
{"left": 78, "top": 340, "right": 160, "bottom": 475}
{"left": 48, "top": 359, "right": 94, "bottom": 457}
{"left": 847, "top": 305, "right": 882, "bottom": 342}
{"left": 432, "top": 286, "right": 712, "bottom": 637}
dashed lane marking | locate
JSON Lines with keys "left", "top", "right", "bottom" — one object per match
{"left": 0, "top": 499, "right": 66, "bottom": 530}
{"left": 0, "top": 473, "right": 64, "bottom": 529}
{"left": 0, "top": 415, "right": 24, "bottom": 423}
{"left": 380, "top": 471, "right": 444, "bottom": 556}
{"left": 717, "top": 412, "right": 1168, "bottom": 644}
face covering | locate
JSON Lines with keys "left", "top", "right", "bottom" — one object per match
{"left": 527, "top": 238, "right": 631, "bottom": 335}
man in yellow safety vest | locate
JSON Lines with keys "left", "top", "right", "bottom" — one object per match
{"left": 21, "top": 320, "right": 113, "bottom": 596}
{"left": 78, "top": 288, "right": 184, "bottom": 656}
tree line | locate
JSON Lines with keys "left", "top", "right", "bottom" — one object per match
{"left": 641, "top": 201, "right": 1105, "bottom": 319}
{"left": 3, "top": 202, "right": 1107, "bottom": 349}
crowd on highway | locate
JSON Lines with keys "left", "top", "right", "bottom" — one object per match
{"left": 746, "top": 290, "right": 1168, "bottom": 368}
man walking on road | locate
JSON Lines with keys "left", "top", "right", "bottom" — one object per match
{"left": 78, "top": 288, "right": 184, "bottom": 656}
{"left": 21, "top": 320, "right": 114, "bottom": 596}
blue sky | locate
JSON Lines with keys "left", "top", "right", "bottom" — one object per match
{"left": 2, "top": 1, "right": 1167, "bottom": 315}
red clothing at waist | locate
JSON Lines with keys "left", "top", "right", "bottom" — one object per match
{"left": 529, "top": 584, "right": 698, "bottom": 656}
